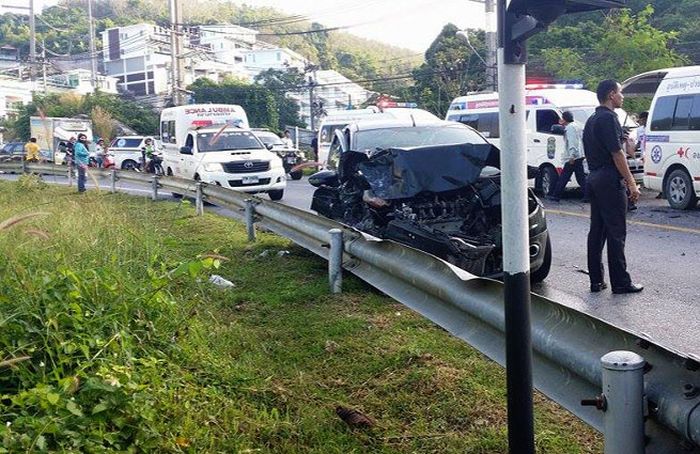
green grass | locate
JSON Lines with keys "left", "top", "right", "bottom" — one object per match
{"left": 0, "top": 176, "right": 602, "bottom": 453}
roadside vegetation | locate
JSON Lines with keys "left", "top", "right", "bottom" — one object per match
{"left": 0, "top": 177, "right": 602, "bottom": 452}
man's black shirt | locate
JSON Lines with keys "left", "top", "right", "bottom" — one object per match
{"left": 583, "top": 106, "right": 623, "bottom": 173}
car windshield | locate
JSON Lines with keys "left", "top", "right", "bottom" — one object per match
{"left": 354, "top": 125, "right": 487, "bottom": 153}
{"left": 197, "top": 130, "right": 264, "bottom": 152}
{"left": 320, "top": 124, "right": 345, "bottom": 144}
{"left": 111, "top": 138, "right": 144, "bottom": 148}
{"left": 255, "top": 131, "right": 285, "bottom": 146}
{"left": 567, "top": 107, "right": 595, "bottom": 124}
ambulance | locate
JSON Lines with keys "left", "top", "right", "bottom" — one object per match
{"left": 622, "top": 66, "right": 700, "bottom": 209}
{"left": 445, "top": 85, "right": 642, "bottom": 196}
{"left": 160, "top": 104, "right": 286, "bottom": 200}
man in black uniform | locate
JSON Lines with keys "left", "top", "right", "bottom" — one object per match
{"left": 583, "top": 80, "right": 643, "bottom": 294}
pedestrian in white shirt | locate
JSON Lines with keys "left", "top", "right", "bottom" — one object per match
{"left": 548, "top": 111, "right": 589, "bottom": 202}
{"left": 280, "top": 130, "right": 294, "bottom": 148}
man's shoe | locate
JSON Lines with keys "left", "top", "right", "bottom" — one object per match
{"left": 612, "top": 283, "right": 644, "bottom": 294}
{"left": 590, "top": 282, "right": 608, "bottom": 292}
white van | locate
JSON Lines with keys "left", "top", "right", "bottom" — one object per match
{"left": 445, "top": 85, "right": 643, "bottom": 195}
{"left": 622, "top": 66, "right": 700, "bottom": 209}
{"left": 160, "top": 104, "right": 286, "bottom": 200}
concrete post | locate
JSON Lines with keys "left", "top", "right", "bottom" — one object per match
{"left": 110, "top": 169, "right": 116, "bottom": 194}
{"left": 151, "top": 175, "right": 158, "bottom": 201}
{"left": 195, "top": 182, "right": 204, "bottom": 216}
{"left": 601, "top": 351, "right": 646, "bottom": 454}
{"left": 328, "top": 228, "right": 343, "bottom": 294}
{"left": 245, "top": 199, "right": 255, "bottom": 242}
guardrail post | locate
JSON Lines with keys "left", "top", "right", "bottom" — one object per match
{"left": 110, "top": 169, "right": 117, "bottom": 194}
{"left": 151, "top": 175, "right": 158, "bottom": 201}
{"left": 245, "top": 199, "right": 255, "bottom": 242}
{"left": 328, "top": 228, "right": 343, "bottom": 294}
{"left": 195, "top": 183, "right": 204, "bottom": 216}
{"left": 601, "top": 351, "right": 646, "bottom": 454}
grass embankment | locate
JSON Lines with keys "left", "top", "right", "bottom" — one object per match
{"left": 0, "top": 177, "right": 602, "bottom": 453}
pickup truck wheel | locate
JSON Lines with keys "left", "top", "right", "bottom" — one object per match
{"left": 121, "top": 160, "right": 138, "bottom": 171}
{"left": 530, "top": 236, "right": 552, "bottom": 284}
{"left": 268, "top": 189, "right": 284, "bottom": 201}
{"left": 665, "top": 168, "right": 698, "bottom": 210}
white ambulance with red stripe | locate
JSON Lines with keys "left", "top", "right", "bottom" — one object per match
{"left": 445, "top": 85, "right": 642, "bottom": 196}
{"left": 623, "top": 66, "right": 700, "bottom": 209}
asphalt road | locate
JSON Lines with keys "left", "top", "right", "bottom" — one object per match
{"left": 3, "top": 171, "right": 698, "bottom": 356}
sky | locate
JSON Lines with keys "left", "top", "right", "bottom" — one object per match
{"left": 7, "top": 0, "right": 487, "bottom": 53}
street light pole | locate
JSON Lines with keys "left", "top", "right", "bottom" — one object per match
{"left": 29, "top": 0, "right": 36, "bottom": 83}
{"left": 87, "top": 0, "right": 98, "bottom": 91}
{"left": 497, "top": 0, "right": 534, "bottom": 452}
{"left": 485, "top": 0, "right": 497, "bottom": 91}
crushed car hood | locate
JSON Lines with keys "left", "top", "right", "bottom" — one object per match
{"left": 357, "top": 143, "right": 500, "bottom": 200}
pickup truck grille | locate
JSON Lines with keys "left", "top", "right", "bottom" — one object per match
{"left": 222, "top": 160, "right": 270, "bottom": 173}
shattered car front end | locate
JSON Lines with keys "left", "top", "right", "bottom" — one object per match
{"left": 310, "top": 142, "right": 551, "bottom": 281}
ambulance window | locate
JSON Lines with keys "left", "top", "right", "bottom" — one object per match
{"left": 536, "top": 109, "right": 560, "bottom": 133}
{"left": 185, "top": 134, "right": 194, "bottom": 148}
{"left": 480, "top": 113, "right": 500, "bottom": 138}
{"left": 672, "top": 96, "right": 694, "bottom": 130}
{"left": 690, "top": 95, "right": 700, "bottom": 130}
{"left": 327, "top": 136, "right": 342, "bottom": 170}
{"left": 650, "top": 96, "right": 676, "bottom": 131}
{"left": 458, "top": 114, "right": 479, "bottom": 129}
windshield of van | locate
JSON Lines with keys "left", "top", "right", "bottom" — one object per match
{"left": 354, "top": 125, "right": 487, "bottom": 153}
{"left": 111, "top": 138, "right": 143, "bottom": 148}
{"left": 197, "top": 131, "right": 265, "bottom": 152}
{"left": 320, "top": 124, "right": 346, "bottom": 144}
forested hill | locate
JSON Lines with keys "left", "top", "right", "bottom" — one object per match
{"left": 0, "top": 0, "right": 421, "bottom": 91}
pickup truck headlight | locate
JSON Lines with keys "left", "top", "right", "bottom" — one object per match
{"left": 203, "top": 162, "right": 223, "bottom": 172}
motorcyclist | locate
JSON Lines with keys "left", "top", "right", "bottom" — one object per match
{"left": 140, "top": 138, "right": 154, "bottom": 171}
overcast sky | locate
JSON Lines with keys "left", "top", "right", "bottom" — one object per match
{"left": 14, "top": 0, "right": 487, "bottom": 52}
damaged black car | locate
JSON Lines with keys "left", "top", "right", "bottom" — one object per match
{"left": 308, "top": 119, "right": 551, "bottom": 282}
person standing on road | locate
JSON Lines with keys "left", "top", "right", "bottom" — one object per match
{"left": 583, "top": 79, "right": 642, "bottom": 294}
{"left": 548, "top": 111, "right": 587, "bottom": 202}
{"left": 24, "top": 137, "right": 41, "bottom": 163}
{"left": 74, "top": 133, "right": 90, "bottom": 193}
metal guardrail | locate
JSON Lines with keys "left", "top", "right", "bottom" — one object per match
{"left": 2, "top": 162, "right": 699, "bottom": 453}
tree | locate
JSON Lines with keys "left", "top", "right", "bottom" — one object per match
{"left": 91, "top": 106, "right": 116, "bottom": 144}
{"left": 254, "top": 68, "right": 307, "bottom": 129}
{"left": 189, "top": 78, "right": 279, "bottom": 130}
{"left": 538, "top": 6, "right": 687, "bottom": 112}
{"left": 411, "top": 24, "right": 489, "bottom": 117}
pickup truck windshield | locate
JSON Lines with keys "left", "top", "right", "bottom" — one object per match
{"left": 197, "top": 131, "right": 265, "bottom": 152}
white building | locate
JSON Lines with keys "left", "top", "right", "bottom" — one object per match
{"left": 0, "top": 76, "right": 32, "bottom": 120}
{"left": 243, "top": 47, "right": 309, "bottom": 77}
{"left": 101, "top": 23, "right": 173, "bottom": 96}
{"left": 46, "top": 69, "right": 119, "bottom": 95}
{"left": 292, "top": 70, "right": 373, "bottom": 125}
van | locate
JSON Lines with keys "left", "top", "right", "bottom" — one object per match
{"left": 622, "top": 66, "right": 700, "bottom": 209}
{"left": 160, "top": 104, "right": 286, "bottom": 200}
{"left": 445, "top": 85, "right": 643, "bottom": 195}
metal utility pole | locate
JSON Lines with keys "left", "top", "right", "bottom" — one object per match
{"left": 497, "top": 0, "right": 534, "bottom": 451}
{"left": 168, "top": 0, "right": 184, "bottom": 105}
{"left": 41, "top": 39, "right": 47, "bottom": 94}
{"left": 87, "top": 0, "right": 98, "bottom": 91}
{"left": 308, "top": 80, "right": 316, "bottom": 130}
{"left": 484, "top": 0, "right": 497, "bottom": 91}
{"left": 29, "top": 0, "right": 36, "bottom": 82}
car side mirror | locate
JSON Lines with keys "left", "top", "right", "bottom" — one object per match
{"left": 550, "top": 124, "right": 565, "bottom": 135}
{"left": 266, "top": 143, "right": 274, "bottom": 151}
{"left": 180, "top": 146, "right": 192, "bottom": 155}
{"left": 308, "top": 170, "right": 339, "bottom": 188}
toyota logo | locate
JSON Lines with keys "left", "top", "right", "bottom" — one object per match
{"left": 244, "top": 161, "right": 254, "bottom": 169}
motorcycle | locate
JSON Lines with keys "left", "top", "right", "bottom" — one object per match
{"left": 278, "top": 149, "right": 304, "bottom": 180}
{"left": 145, "top": 152, "right": 164, "bottom": 176}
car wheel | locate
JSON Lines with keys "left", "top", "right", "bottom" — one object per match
{"left": 290, "top": 169, "right": 303, "bottom": 180}
{"left": 268, "top": 189, "right": 284, "bottom": 201}
{"left": 536, "top": 165, "right": 558, "bottom": 196}
{"left": 665, "top": 169, "right": 698, "bottom": 210}
{"left": 122, "top": 160, "right": 138, "bottom": 171}
{"left": 530, "top": 236, "right": 552, "bottom": 284}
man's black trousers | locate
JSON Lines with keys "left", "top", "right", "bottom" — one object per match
{"left": 586, "top": 167, "right": 632, "bottom": 288}
{"left": 551, "top": 158, "right": 588, "bottom": 199}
